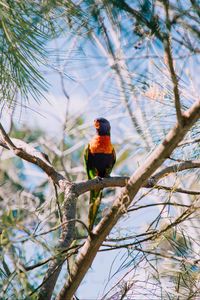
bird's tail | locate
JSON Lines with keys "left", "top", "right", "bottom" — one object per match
{"left": 88, "top": 189, "right": 103, "bottom": 231}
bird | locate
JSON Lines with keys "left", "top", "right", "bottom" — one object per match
{"left": 84, "top": 118, "right": 116, "bottom": 230}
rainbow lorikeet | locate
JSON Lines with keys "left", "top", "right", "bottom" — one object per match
{"left": 84, "top": 118, "right": 116, "bottom": 230}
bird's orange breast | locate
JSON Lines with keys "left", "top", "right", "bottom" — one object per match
{"left": 89, "top": 135, "right": 113, "bottom": 154}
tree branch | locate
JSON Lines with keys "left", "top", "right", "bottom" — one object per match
{"left": 178, "top": 137, "right": 200, "bottom": 147}
{"left": 37, "top": 184, "right": 77, "bottom": 300}
{"left": 163, "top": 2, "right": 183, "bottom": 125}
{"left": 153, "top": 184, "right": 200, "bottom": 195}
{"left": 148, "top": 159, "right": 200, "bottom": 184}
{"left": 134, "top": 246, "right": 200, "bottom": 266}
{"left": 0, "top": 123, "right": 17, "bottom": 149}
{"left": 74, "top": 160, "right": 200, "bottom": 195}
{"left": 0, "top": 127, "right": 65, "bottom": 185}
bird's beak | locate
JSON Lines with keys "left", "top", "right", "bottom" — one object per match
{"left": 94, "top": 119, "right": 100, "bottom": 129}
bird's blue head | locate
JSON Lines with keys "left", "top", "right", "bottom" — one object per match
{"left": 94, "top": 118, "right": 111, "bottom": 136}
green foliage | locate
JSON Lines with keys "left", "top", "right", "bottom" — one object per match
{"left": 0, "top": 0, "right": 82, "bottom": 106}
{"left": 0, "top": 1, "right": 48, "bottom": 103}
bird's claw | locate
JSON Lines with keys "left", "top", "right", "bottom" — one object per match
{"left": 95, "top": 176, "right": 103, "bottom": 182}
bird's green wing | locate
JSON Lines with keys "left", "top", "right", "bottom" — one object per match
{"left": 84, "top": 144, "right": 97, "bottom": 179}
{"left": 83, "top": 144, "right": 90, "bottom": 178}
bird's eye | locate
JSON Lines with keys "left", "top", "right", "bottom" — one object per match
{"left": 94, "top": 120, "right": 100, "bottom": 129}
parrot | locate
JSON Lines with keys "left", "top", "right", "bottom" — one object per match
{"left": 84, "top": 118, "right": 116, "bottom": 230}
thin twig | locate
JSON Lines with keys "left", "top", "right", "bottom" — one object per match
{"left": 178, "top": 137, "right": 200, "bottom": 147}
{"left": 153, "top": 184, "right": 200, "bottom": 195}
{"left": 134, "top": 246, "right": 200, "bottom": 266}
{"left": 163, "top": 2, "right": 183, "bottom": 125}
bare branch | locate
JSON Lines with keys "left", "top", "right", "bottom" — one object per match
{"left": 163, "top": 2, "right": 183, "bottom": 125}
{"left": 23, "top": 244, "right": 80, "bottom": 272}
{"left": 0, "top": 123, "right": 17, "bottom": 149}
{"left": 134, "top": 246, "right": 200, "bottom": 266}
{"left": 106, "top": 230, "right": 157, "bottom": 242}
{"left": 0, "top": 124, "right": 65, "bottom": 185}
{"left": 148, "top": 159, "right": 200, "bottom": 184}
{"left": 178, "top": 137, "right": 200, "bottom": 147}
{"left": 73, "top": 158, "right": 200, "bottom": 195}
{"left": 128, "top": 201, "right": 193, "bottom": 213}
{"left": 38, "top": 185, "right": 77, "bottom": 300}
{"left": 75, "top": 176, "right": 129, "bottom": 195}
{"left": 153, "top": 184, "right": 200, "bottom": 195}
